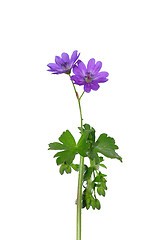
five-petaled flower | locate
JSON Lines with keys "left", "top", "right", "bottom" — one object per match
{"left": 47, "top": 50, "right": 80, "bottom": 74}
{"left": 71, "top": 58, "right": 109, "bottom": 93}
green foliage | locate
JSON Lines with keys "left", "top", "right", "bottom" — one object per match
{"left": 49, "top": 130, "right": 77, "bottom": 165}
{"left": 77, "top": 129, "right": 93, "bottom": 157}
{"left": 48, "top": 123, "right": 122, "bottom": 210}
{"left": 48, "top": 129, "right": 91, "bottom": 172}
{"left": 81, "top": 123, "right": 122, "bottom": 162}
{"left": 80, "top": 124, "right": 122, "bottom": 210}
{"left": 59, "top": 163, "right": 72, "bottom": 175}
{"left": 71, "top": 164, "right": 80, "bottom": 171}
{"left": 95, "top": 133, "right": 122, "bottom": 161}
{"left": 59, "top": 130, "right": 76, "bottom": 147}
{"left": 83, "top": 167, "right": 93, "bottom": 181}
{"left": 95, "top": 199, "right": 101, "bottom": 210}
{"left": 54, "top": 149, "right": 76, "bottom": 165}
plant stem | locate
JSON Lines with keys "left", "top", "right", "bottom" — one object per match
{"left": 70, "top": 77, "right": 84, "bottom": 240}
{"left": 79, "top": 91, "right": 85, "bottom": 101}
{"left": 77, "top": 155, "right": 84, "bottom": 240}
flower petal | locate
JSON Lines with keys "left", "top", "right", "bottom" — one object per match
{"left": 55, "top": 56, "right": 64, "bottom": 65}
{"left": 61, "top": 53, "right": 69, "bottom": 62}
{"left": 47, "top": 63, "right": 60, "bottom": 71}
{"left": 84, "top": 83, "right": 91, "bottom": 93}
{"left": 93, "top": 61, "right": 102, "bottom": 74}
{"left": 71, "top": 75, "right": 79, "bottom": 81}
{"left": 71, "top": 50, "right": 79, "bottom": 63}
{"left": 61, "top": 52, "right": 69, "bottom": 62}
{"left": 93, "top": 71, "right": 109, "bottom": 83}
{"left": 76, "top": 60, "right": 82, "bottom": 65}
{"left": 87, "top": 58, "right": 95, "bottom": 72}
{"left": 71, "top": 75, "right": 85, "bottom": 85}
{"left": 73, "top": 66, "right": 84, "bottom": 77}
{"left": 78, "top": 61, "right": 87, "bottom": 76}
{"left": 95, "top": 78, "right": 108, "bottom": 83}
{"left": 94, "top": 71, "right": 109, "bottom": 79}
{"left": 91, "top": 82, "right": 100, "bottom": 91}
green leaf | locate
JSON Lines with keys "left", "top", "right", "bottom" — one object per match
{"left": 91, "top": 198, "right": 96, "bottom": 210}
{"left": 88, "top": 150, "right": 100, "bottom": 165}
{"left": 77, "top": 129, "right": 93, "bottom": 157}
{"left": 59, "top": 130, "right": 76, "bottom": 147}
{"left": 82, "top": 199, "right": 86, "bottom": 209}
{"left": 78, "top": 124, "right": 95, "bottom": 148}
{"left": 97, "top": 187, "right": 105, "bottom": 197}
{"left": 65, "top": 165, "right": 71, "bottom": 174}
{"left": 101, "top": 188, "right": 105, "bottom": 197}
{"left": 99, "top": 157, "right": 104, "bottom": 162}
{"left": 79, "top": 123, "right": 91, "bottom": 132}
{"left": 85, "top": 124, "right": 95, "bottom": 143}
{"left": 97, "top": 187, "right": 101, "bottom": 195}
{"left": 83, "top": 167, "right": 93, "bottom": 181}
{"left": 86, "top": 198, "right": 91, "bottom": 210}
{"left": 97, "top": 134, "right": 116, "bottom": 147}
{"left": 83, "top": 164, "right": 88, "bottom": 173}
{"left": 54, "top": 149, "right": 76, "bottom": 165}
{"left": 99, "top": 172, "right": 107, "bottom": 178}
{"left": 95, "top": 199, "right": 101, "bottom": 210}
{"left": 56, "top": 156, "right": 64, "bottom": 165}
{"left": 99, "top": 163, "right": 107, "bottom": 169}
{"left": 84, "top": 124, "right": 91, "bottom": 130}
{"left": 93, "top": 176, "right": 102, "bottom": 182}
{"left": 93, "top": 171, "right": 107, "bottom": 183}
{"left": 49, "top": 130, "right": 78, "bottom": 167}
{"left": 95, "top": 133, "right": 122, "bottom": 161}
{"left": 48, "top": 142, "right": 66, "bottom": 150}
{"left": 101, "top": 182, "right": 107, "bottom": 190}
{"left": 71, "top": 164, "right": 80, "bottom": 171}
{"left": 59, "top": 165, "right": 65, "bottom": 175}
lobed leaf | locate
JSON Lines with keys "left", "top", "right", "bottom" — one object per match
{"left": 49, "top": 130, "right": 79, "bottom": 172}
{"left": 54, "top": 149, "right": 76, "bottom": 165}
{"left": 71, "top": 164, "right": 80, "bottom": 172}
{"left": 59, "top": 130, "right": 76, "bottom": 147}
{"left": 83, "top": 167, "right": 93, "bottom": 181}
{"left": 48, "top": 142, "right": 66, "bottom": 150}
{"left": 94, "top": 133, "right": 122, "bottom": 161}
{"left": 77, "top": 130, "right": 91, "bottom": 157}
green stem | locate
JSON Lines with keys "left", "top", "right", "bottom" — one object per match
{"left": 79, "top": 91, "right": 85, "bottom": 101}
{"left": 77, "top": 155, "right": 84, "bottom": 240}
{"left": 69, "top": 76, "right": 84, "bottom": 240}
{"left": 78, "top": 96, "right": 83, "bottom": 132}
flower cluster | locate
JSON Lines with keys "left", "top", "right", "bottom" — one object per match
{"left": 47, "top": 50, "right": 80, "bottom": 75}
{"left": 47, "top": 50, "right": 109, "bottom": 93}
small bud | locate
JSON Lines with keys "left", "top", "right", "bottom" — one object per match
{"left": 59, "top": 165, "right": 65, "bottom": 175}
{"left": 91, "top": 198, "right": 96, "bottom": 210}
{"left": 95, "top": 199, "right": 101, "bottom": 210}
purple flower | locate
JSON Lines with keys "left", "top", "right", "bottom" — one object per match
{"left": 47, "top": 50, "right": 80, "bottom": 74}
{"left": 71, "top": 58, "right": 109, "bottom": 93}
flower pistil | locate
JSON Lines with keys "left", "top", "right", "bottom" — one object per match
{"left": 85, "top": 72, "right": 93, "bottom": 83}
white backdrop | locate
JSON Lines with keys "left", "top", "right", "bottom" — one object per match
{"left": 0, "top": 0, "right": 167, "bottom": 239}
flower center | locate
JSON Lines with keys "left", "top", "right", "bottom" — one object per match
{"left": 61, "top": 62, "right": 68, "bottom": 69}
{"left": 85, "top": 72, "right": 93, "bottom": 83}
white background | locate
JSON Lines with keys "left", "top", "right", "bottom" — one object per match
{"left": 0, "top": 0, "right": 167, "bottom": 239}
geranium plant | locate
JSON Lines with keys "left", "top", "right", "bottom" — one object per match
{"left": 47, "top": 50, "right": 122, "bottom": 240}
